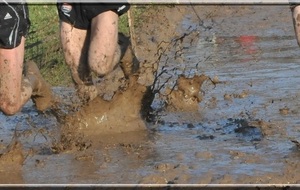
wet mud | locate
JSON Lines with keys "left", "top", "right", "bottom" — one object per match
{"left": 1, "top": 5, "right": 300, "bottom": 184}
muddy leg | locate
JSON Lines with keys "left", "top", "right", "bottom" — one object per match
{"left": 0, "top": 37, "right": 53, "bottom": 114}
{"left": 0, "top": 38, "right": 30, "bottom": 115}
{"left": 25, "top": 61, "right": 53, "bottom": 111}
{"left": 291, "top": 5, "right": 300, "bottom": 46}
{"left": 89, "top": 10, "right": 120, "bottom": 77}
{"left": 60, "top": 21, "right": 98, "bottom": 102}
{"left": 118, "top": 32, "right": 140, "bottom": 78}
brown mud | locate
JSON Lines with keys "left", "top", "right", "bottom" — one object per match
{"left": 1, "top": 5, "right": 300, "bottom": 184}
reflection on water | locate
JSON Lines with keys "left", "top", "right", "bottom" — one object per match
{"left": 150, "top": 5, "right": 300, "bottom": 183}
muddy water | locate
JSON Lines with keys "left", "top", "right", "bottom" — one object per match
{"left": 1, "top": 5, "right": 300, "bottom": 184}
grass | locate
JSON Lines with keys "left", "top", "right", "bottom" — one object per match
{"left": 26, "top": 4, "right": 70, "bottom": 86}
{"left": 25, "top": 4, "right": 140, "bottom": 86}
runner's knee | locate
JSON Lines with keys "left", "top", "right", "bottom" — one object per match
{"left": 0, "top": 102, "right": 21, "bottom": 116}
{"left": 89, "top": 46, "right": 121, "bottom": 76}
{"left": 89, "top": 58, "right": 113, "bottom": 76}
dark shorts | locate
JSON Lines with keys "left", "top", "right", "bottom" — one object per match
{"left": 0, "top": 3, "right": 30, "bottom": 49}
{"left": 57, "top": 3, "right": 130, "bottom": 30}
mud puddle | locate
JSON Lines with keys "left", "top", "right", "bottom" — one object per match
{"left": 1, "top": 5, "right": 300, "bottom": 184}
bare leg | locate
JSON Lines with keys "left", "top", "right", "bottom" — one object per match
{"left": 292, "top": 5, "right": 300, "bottom": 46}
{"left": 0, "top": 37, "right": 51, "bottom": 115}
{"left": 60, "top": 22, "right": 90, "bottom": 85}
{"left": 0, "top": 37, "right": 53, "bottom": 115}
{"left": 0, "top": 38, "right": 32, "bottom": 115}
{"left": 89, "top": 10, "right": 120, "bottom": 77}
{"left": 60, "top": 21, "right": 98, "bottom": 101}
{"left": 60, "top": 11, "right": 121, "bottom": 102}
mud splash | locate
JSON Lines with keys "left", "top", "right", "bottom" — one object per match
{"left": 1, "top": 5, "right": 300, "bottom": 184}
{"left": 51, "top": 78, "right": 150, "bottom": 152}
{"left": 0, "top": 140, "right": 25, "bottom": 184}
{"left": 51, "top": 24, "right": 211, "bottom": 152}
{"left": 165, "top": 74, "right": 209, "bottom": 111}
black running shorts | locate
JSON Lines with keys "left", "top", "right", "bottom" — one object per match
{"left": 57, "top": 3, "right": 130, "bottom": 30}
{"left": 0, "top": 2, "right": 30, "bottom": 49}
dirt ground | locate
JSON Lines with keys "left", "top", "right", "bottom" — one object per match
{"left": 1, "top": 4, "right": 300, "bottom": 186}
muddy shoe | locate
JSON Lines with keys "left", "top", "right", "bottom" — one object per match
{"left": 118, "top": 32, "right": 140, "bottom": 78}
{"left": 26, "top": 61, "right": 53, "bottom": 111}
